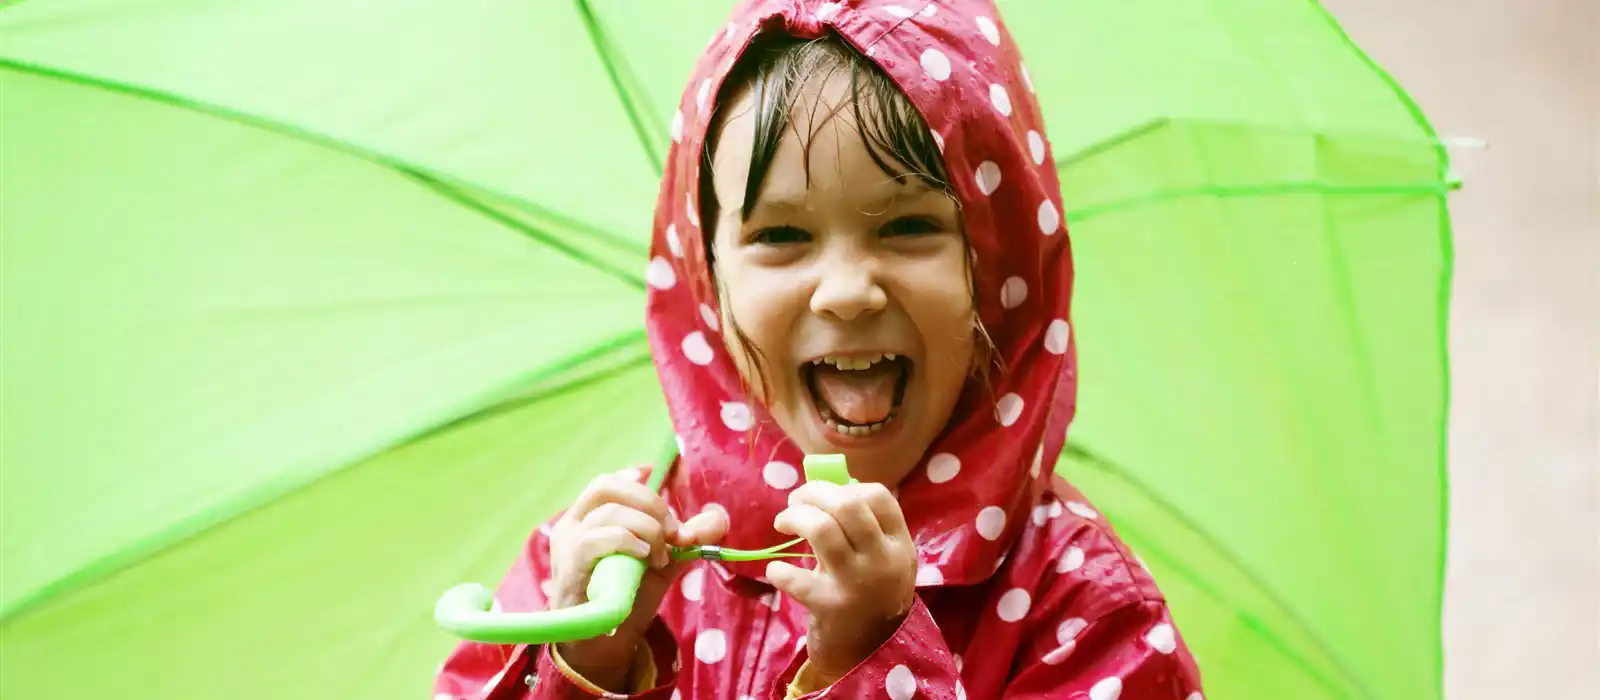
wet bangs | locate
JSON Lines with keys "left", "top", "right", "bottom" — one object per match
{"left": 700, "top": 34, "right": 951, "bottom": 237}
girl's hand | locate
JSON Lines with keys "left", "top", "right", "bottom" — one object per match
{"left": 766, "top": 481, "right": 917, "bottom": 683}
{"left": 548, "top": 468, "right": 728, "bottom": 691}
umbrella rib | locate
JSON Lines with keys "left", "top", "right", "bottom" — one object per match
{"left": 575, "top": 0, "right": 667, "bottom": 176}
{"left": 0, "top": 59, "right": 648, "bottom": 261}
{"left": 1053, "top": 118, "right": 1173, "bottom": 170}
{"left": 1063, "top": 441, "right": 1379, "bottom": 699}
{"left": 0, "top": 329, "right": 652, "bottom": 625}
{"left": 425, "top": 352, "right": 656, "bottom": 439}
{"left": 492, "top": 195, "right": 650, "bottom": 261}
{"left": 396, "top": 335, "right": 655, "bottom": 447}
{"left": 401, "top": 169, "right": 647, "bottom": 292}
{"left": 1053, "top": 117, "right": 1465, "bottom": 173}
{"left": 1066, "top": 180, "right": 1450, "bottom": 225}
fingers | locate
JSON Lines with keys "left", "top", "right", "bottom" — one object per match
{"left": 660, "top": 508, "right": 731, "bottom": 579}
{"left": 774, "top": 503, "right": 853, "bottom": 564}
{"left": 583, "top": 503, "right": 670, "bottom": 568}
{"left": 768, "top": 483, "right": 919, "bottom": 663}
{"left": 568, "top": 469, "right": 669, "bottom": 524}
{"left": 787, "top": 481, "right": 907, "bottom": 549}
{"left": 573, "top": 525, "right": 653, "bottom": 573}
{"left": 766, "top": 560, "right": 834, "bottom": 610}
{"left": 858, "top": 483, "right": 909, "bottom": 539}
{"left": 674, "top": 508, "right": 730, "bottom": 548}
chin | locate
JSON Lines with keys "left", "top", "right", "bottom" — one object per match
{"left": 774, "top": 405, "right": 926, "bottom": 486}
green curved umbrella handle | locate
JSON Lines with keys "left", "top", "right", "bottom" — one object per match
{"left": 432, "top": 451, "right": 851, "bottom": 644}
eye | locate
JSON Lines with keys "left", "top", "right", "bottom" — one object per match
{"left": 749, "top": 226, "right": 811, "bottom": 246}
{"left": 880, "top": 215, "right": 944, "bottom": 237}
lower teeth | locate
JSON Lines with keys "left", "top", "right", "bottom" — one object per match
{"left": 820, "top": 408, "right": 897, "bottom": 436}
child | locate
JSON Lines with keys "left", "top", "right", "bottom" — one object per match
{"left": 435, "top": 1, "right": 1203, "bottom": 697}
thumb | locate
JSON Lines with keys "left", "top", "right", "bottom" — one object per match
{"left": 673, "top": 508, "right": 730, "bottom": 548}
{"left": 655, "top": 509, "right": 731, "bottom": 581}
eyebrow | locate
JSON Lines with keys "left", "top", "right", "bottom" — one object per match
{"left": 741, "top": 179, "right": 942, "bottom": 216}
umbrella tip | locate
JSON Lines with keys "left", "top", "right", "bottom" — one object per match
{"left": 1441, "top": 136, "right": 1489, "bottom": 150}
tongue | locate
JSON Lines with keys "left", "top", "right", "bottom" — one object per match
{"left": 812, "top": 364, "right": 900, "bottom": 425}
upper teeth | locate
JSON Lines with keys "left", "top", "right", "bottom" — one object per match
{"left": 813, "top": 353, "right": 897, "bottom": 371}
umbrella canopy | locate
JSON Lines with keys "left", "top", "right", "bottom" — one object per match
{"left": 0, "top": 1, "right": 1452, "bottom": 698}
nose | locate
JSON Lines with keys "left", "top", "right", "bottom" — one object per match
{"left": 809, "top": 253, "right": 887, "bottom": 322}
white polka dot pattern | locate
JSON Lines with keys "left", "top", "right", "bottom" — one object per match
{"left": 1090, "top": 677, "right": 1123, "bottom": 700}
{"left": 926, "top": 453, "right": 961, "bottom": 483}
{"left": 921, "top": 48, "right": 952, "bottom": 81}
{"left": 997, "top": 588, "right": 1031, "bottom": 622}
{"left": 1146, "top": 623, "right": 1178, "bottom": 654}
{"left": 886, "top": 664, "right": 917, "bottom": 700}
{"left": 647, "top": 257, "right": 676, "bottom": 289}
{"left": 1045, "top": 320, "right": 1070, "bottom": 354}
{"left": 1066, "top": 501, "right": 1099, "bottom": 520}
{"left": 990, "top": 84, "right": 1013, "bottom": 116}
{"left": 681, "top": 567, "right": 704, "bottom": 601}
{"left": 1039, "top": 199, "right": 1061, "bottom": 235}
{"left": 977, "top": 506, "right": 1006, "bottom": 540}
{"left": 975, "top": 16, "right": 1000, "bottom": 45}
{"left": 976, "top": 161, "right": 1002, "bottom": 195}
{"left": 719, "top": 402, "right": 751, "bottom": 431}
{"left": 763, "top": 461, "right": 798, "bottom": 489}
{"left": 1058, "top": 546, "right": 1086, "bottom": 573}
{"left": 694, "top": 629, "right": 727, "bottom": 663}
{"left": 996, "top": 393, "right": 1024, "bottom": 426}
{"left": 1001, "top": 276, "right": 1028, "bottom": 309}
{"left": 682, "top": 331, "right": 714, "bottom": 366}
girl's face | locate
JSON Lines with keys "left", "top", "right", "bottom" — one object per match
{"left": 707, "top": 71, "right": 977, "bottom": 486}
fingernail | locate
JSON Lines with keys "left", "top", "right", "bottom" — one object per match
{"left": 630, "top": 542, "right": 651, "bottom": 559}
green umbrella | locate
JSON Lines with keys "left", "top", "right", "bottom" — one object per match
{"left": 0, "top": 0, "right": 1451, "bottom": 698}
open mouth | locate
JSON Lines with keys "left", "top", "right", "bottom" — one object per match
{"left": 802, "top": 353, "right": 912, "bottom": 437}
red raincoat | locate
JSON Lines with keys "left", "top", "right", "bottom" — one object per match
{"left": 436, "top": 1, "right": 1204, "bottom": 698}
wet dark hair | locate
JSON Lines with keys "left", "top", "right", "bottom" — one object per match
{"left": 697, "top": 33, "right": 997, "bottom": 407}
{"left": 699, "top": 34, "right": 951, "bottom": 232}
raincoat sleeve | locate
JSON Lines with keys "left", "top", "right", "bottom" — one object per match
{"left": 432, "top": 518, "right": 682, "bottom": 699}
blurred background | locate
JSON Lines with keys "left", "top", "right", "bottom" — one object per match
{"left": 1321, "top": 0, "right": 1597, "bottom": 697}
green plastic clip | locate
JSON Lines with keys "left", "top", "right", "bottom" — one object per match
{"left": 803, "top": 453, "right": 855, "bottom": 485}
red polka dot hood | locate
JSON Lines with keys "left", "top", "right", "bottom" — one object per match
{"left": 649, "top": 0, "right": 1076, "bottom": 589}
